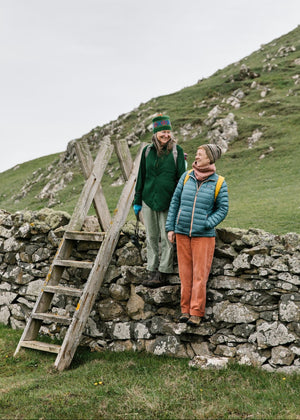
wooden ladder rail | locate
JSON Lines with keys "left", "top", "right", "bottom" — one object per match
{"left": 14, "top": 138, "right": 113, "bottom": 357}
{"left": 54, "top": 143, "right": 144, "bottom": 371}
{"left": 14, "top": 138, "right": 145, "bottom": 372}
{"left": 75, "top": 140, "right": 111, "bottom": 232}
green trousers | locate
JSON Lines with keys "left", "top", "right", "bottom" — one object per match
{"left": 142, "top": 201, "right": 174, "bottom": 273}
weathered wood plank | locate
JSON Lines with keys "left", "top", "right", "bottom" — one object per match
{"left": 43, "top": 285, "right": 83, "bottom": 297}
{"left": 64, "top": 231, "right": 105, "bottom": 242}
{"left": 54, "top": 260, "right": 93, "bottom": 269}
{"left": 32, "top": 313, "right": 72, "bottom": 325}
{"left": 20, "top": 340, "right": 61, "bottom": 354}
{"left": 75, "top": 141, "right": 111, "bottom": 231}
{"left": 54, "top": 143, "right": 146, "bottom": 371}
{"left": 113, "top": 139, "right": 133, "bottom": 180}
{"left": 68, "top": 138, "right": 113, "bottom": 231}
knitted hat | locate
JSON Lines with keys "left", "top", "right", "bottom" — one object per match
{"left": 152, "top": 114, "right": 172, "bottom": 133}
{"left": 200, "top": 144, "right": 222, "bottom": 163}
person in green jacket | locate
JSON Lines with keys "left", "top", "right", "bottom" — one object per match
{"left": 133, "top": 114, "right": 186, "bottom": 287}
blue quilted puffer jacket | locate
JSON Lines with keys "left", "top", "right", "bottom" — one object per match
{"left": 166, "top": 170, "right": 229, "bottom": 237}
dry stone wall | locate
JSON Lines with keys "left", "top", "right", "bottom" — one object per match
{"left": 0, "top": 208, "right": 299, "bottom": 373}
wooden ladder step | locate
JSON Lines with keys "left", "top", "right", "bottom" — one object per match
{"left": 43, "top": 285, "right": 83, "bottom": 297}
{"left": 20, "top": 340, "right": 61, "bottom": 354}
{"left": 32, "top": 313, "right": 72, "bottom": 325}
{"left": 54, "top": 260, "right": 93, "bottom": 269}
{"left": 65, "top": 231, "right": 106, "bottom": 242}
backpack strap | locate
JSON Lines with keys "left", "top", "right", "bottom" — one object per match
{"left": 145, "top": 144, "right": 152, "bottom": 158}
{"left": 172, "top": 143, "right": 177, "bottom": 166}
{"left": 214, "top": 175, "right": 225, "bottom": 201}
{"left": 183, "top": 169, "right": 193, "bottom": 186}
{"left": 183, "top": 171, "right": 225, "bottom": 202}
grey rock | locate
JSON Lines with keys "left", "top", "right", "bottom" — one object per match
{"left": 189, "top": 355, "right": 229, "bottom": 370}
{"left": 215, "top": 345, "right": 236, "bottom": 357}
{"left": 26, "top": 280, "right": 44, "bottom": 297}
{"left": 98, "top": 298, "right": 125, "bottom": 321}
{"left": 277, "top": 272, "right": 300, "bottom": 285}
{"left": 109, "top": 284, "right": 130, "bottom": 301}
{"left": 3, "top": 237, "right": 22, "bottom": 252}
{"left": 233, "top": 254, "right": 251, "bottom": 272}
{"left": 150, "top": 335, "right": 181, "bottom": 356}
{"left": 126, "top": 285, "right": 145, "bottom": 320}
{"left": 256, "top": 321, "right": 296, "bottom": 348}
{"left": 190, "top": 341, "right": 211, "bottom": 356}
{"left": 287, "top": 254, "right": 300, "bottom": 274}
{"left": 111, "top": 322, "right": 131, "bottom": 340}
{"left": 133, "top": 322, "right": 152, "bottom": 339}
{"left": 236, "top": 343, "right": 268, "bottom": 366}
{"left": 279, "top": 294, "right": 300, "bottom": 322}
{"left": 0, "top": 291, "right": 17, "bottom": 306}
{"left": 209, "top": 275, "right": 254, "bottom": 291}
{"left": 233, "top": 323, "right": 256, "bottom": 338}
{"left": 0, "top": 306, "right": 10, "bottom": 325}
{"left": 0, "top": 226, "right": 12, "bottom": 239}
{"left": 213, "top": 301, "right": 259, "bottom": 323}
{"left": 9, "top": 303, "right": 25, "bottom": 321}
{"left": 271, "top": 346, "right": 295, "bottom": 366}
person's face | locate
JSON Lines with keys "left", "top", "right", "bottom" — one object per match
{"left": 195, "top": 147, "right": 210, "bottom": 167}
{"left": 156, "top": 130, "right": 171, "bottom": 145}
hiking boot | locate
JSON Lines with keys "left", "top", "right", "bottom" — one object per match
{"left": 179, "top": 313, "right": 190, "bottom": 323}
{"left": 158, "top": 272, "right": 169, "bottom": 285}
{"left": 142, "top": 271, "right": 157, "bottom": 287}
{"left": 142, "top": 271, "right": 167, "bottom": 288}
{"left": 187, "top": 316, "right": 202, "bottom": 327}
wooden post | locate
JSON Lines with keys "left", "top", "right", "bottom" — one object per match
{"left": 68, "top": 138, "right": 113, "bottom": 232}
{"left": 75, "top": 141, "right": 111, "bottom": 231}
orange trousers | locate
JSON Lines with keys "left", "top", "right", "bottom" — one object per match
{"left": 176, "top": 234, "right": 215, "bottom": 317}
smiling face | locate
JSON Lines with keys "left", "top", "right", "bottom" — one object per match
{"left": 194, "top": 147, "right": 211, "bottom": 168}
{"left": 156, "top": 130, "right": 171, "bottom": 145}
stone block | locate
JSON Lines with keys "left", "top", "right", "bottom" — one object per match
{"left": 256, "top": 321, "right": 296, "bottom": 349}
{"left": 213, "top": 301, "right": 259, "bottom": 323}
{"left": 271, "top": 346, "right": 295, "bottom": 366}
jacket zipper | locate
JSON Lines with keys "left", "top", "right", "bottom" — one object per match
{"left": 188, "top": 178, "right": 215, "bottom": 237}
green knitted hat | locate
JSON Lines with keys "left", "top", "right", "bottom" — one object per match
{"left": 152, "top": 114, "right": 172, "bottom": 133}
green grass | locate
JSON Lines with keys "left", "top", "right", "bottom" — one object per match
{"left": 1, "top": 325, "right": 299, "bottom": 419}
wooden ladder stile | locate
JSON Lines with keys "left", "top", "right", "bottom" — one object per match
{"left": 14, "top": 137, "right": 145, "bottom": 371}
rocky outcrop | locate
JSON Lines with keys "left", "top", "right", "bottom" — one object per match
{"left": 0, "top": 209, "right": 299, "bottom": 373}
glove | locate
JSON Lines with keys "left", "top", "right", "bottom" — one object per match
{"left": 133, "top": 204, "right": 142, "bottom": 215}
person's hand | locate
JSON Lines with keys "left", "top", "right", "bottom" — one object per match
{"left": 133, "top": 204, "right": 142, "bottom": 215}
{"left": 167, "top": 231, "right": 175, "bottom": 243}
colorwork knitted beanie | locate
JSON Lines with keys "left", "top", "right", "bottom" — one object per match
{"left": 201, "top": 144, "right": 222, "bottom": 163}
{"left": 152, "top": 115, "right": 172, "bottom": 133}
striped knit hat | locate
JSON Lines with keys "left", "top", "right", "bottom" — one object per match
{"left": 200, "top": 144, "right": 222, "bottom": 163}
{"left": 152, "top": 114, "right": 172, "bottom": 133}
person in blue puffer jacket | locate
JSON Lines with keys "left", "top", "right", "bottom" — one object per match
{"left": 166, "top": 144, "right": 229, "bottom": 326}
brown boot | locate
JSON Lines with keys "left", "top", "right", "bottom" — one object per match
{"left": 179, "top": 313, "right": 190, "bottom": 323}
{"left": 142, "top": 271, "right": 165, "bottom": 288}
{"left": 142, "top": 271, "right": 156, "bottom": 287}
{"left": 158, "top": 272, "right": 168, "bottom": 285}
{"left": 187, "top": 316, "right": 202, "bottom": 327}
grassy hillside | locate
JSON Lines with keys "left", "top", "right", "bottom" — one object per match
{"left": 1, "top": 26, "right": 300, "bottom": 234}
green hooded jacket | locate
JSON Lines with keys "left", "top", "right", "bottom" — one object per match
{"left": 134, "top": 143, "right": 186, "bottom": 211}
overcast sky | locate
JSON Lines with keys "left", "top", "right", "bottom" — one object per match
{"left": 1, "top": 0, "right": 299, "bottom": 173}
